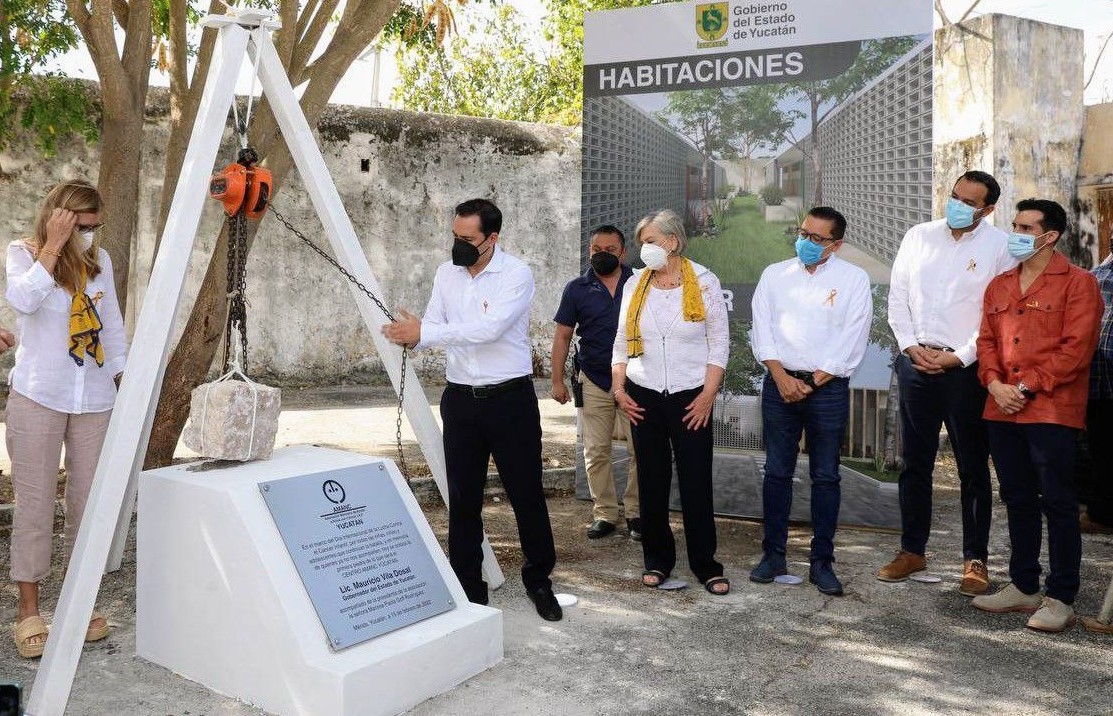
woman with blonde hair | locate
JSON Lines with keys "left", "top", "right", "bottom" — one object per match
{"left": 6, "top": 180, "right": 127, "bottom": 657}
{"left": 612, "top": 209, "right": 730, "bottom": 594}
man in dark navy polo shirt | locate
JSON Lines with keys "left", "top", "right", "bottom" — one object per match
{"left": 551, "top": 225, "right": 640, "bottom": 540}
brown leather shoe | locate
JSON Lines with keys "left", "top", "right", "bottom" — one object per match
{"left": 1080, "top": 511, "right": 1113, "bottom": 534}
{"left": 959, "top": 559, "right": 990, "bottom": 596}
{"left": 877, "top": 550, "right": 926, "bottom": 582}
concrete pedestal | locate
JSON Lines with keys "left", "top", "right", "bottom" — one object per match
{"left": 137, "top": 445, "right": 502, "bottom": 716}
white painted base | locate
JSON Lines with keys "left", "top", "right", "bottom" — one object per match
{"left": 137, "top": 445, "right": 502, "bottom": 716}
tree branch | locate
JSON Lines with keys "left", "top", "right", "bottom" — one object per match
{"left": 168, "top": 0, "right": 189, "bottom": 108}
{"left": 111, "top": 0, "right": 129, "bottom": 28}
{"left": 294, "top": 0, "right": 322, "bottom": 42}
{"left": 289, "top": 0, "right": 341, "bottom": 83}
{"left": 1086, "top": 32, "right": 1113, "bottom": 91}
{"left": 65, "top": 0, "right": 92, "bottom": 39}
{"left": 274, "top": 0, "right": 299, "bottom": 67}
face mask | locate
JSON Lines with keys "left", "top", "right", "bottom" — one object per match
{"left": 589, "top": 251, "right": 620, "bottom": 276}
{"left": 451, "top": 236, "right": 490, "bottom": 267}
{"left": 78, "top": 230, "right": 95, "bottom": 250}
{"left": 640, "top": 242, "right": 668, "bottom": 270}
{"left": 794, "top": 236, "right": 826, "bottom": 266}
{"left": 1007, "top": 231, "right": 1051, "bottom": 261}
{"left": 945, "top": 197, "right": 981, "bottom": 230}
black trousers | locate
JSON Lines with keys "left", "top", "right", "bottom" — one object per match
{"left": 1080, "top": 400, "right": 1113, "bottom": 526}
{"left": 627, "top": 381, "right": 722, "bottom": 583}
{"left": 988, "top": 421, "right": 1081, "bottom": 604}
{"left": 896, "top": 355, "right": 992, "bottom": 560}
{"left": 441, "top": 379, "right": 556, "bottom": 604}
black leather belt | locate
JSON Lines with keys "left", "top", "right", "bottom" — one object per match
{"left": 785, "top": 369, "right": 818, "bottom": 389}
{"left": 919, "top": 343, "right": 955, "bottom": 352}
{"left": 445, "top": 375, "right": 532, "bottom": 398}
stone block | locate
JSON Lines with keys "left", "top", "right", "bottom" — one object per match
{"left": 183, "top": 378, "right": 281, "bottom": 461}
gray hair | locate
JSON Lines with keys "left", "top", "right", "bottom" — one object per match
{"left": 634, "top": 209, "right": 687, "bottom": 255}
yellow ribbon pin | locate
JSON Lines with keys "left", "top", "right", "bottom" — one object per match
{"left": 824, "top": 289, "right": 837, "bottom": 306}
{"left": 967, "top": 258, "right": 977, "bottom": 272}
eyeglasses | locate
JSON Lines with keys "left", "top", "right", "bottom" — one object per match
{"left": 796, "top": 229, "right": 836, "bottom": 245}
{"left": 77, "top": 223, "right": 103, "bottom": 233}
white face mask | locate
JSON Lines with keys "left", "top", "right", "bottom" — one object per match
{"left": 640, "top": 242, "right": 668, "bottom": 270}
{"left": 78, "top": 231, "right": 95, "bottom": 250}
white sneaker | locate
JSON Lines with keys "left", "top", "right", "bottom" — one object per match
{"left": 971, "top": 583, "right": 1042, "bottom": 614}
{"left": 1026, "top": 597, "right": 1076, "bottom": 633}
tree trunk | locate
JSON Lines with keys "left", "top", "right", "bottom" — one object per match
{"left": 809, "top": 93, "right": 823, "bottom": 207}
{"left": 96, "top": 101, "right": 146, "bottom": 313}
{"left": 700, "top": 154, "right": 710, "bottom": 227}
{"left": 882, "top": 364, "right": 902, "bottom": 471}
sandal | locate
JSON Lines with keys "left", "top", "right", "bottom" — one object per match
{"left": 641, "top": 570, "right": 666, "bottom": 588}
{"left": 86, "top": 611, "right": 109, "bottom": 643}
{"left": 14, "top": 615, "right": 48, "bottom": 659}
{"left": 703, "top": 576, "right": 731, "bottom": 596}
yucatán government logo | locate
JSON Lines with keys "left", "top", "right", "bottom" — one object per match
{"left": 696, "top": 3, "right": 729, "bottom": 43}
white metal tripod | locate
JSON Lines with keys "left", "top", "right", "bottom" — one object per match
{"left": 27, "top": 11, "right": 504, "bottom": 714}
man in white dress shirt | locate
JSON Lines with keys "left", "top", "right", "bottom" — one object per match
{"left": 382, "top": 198, "right": 561, "bottom": 621}
{"left": 749, "top": 206, "right": 872, "bottom": 596}
{"left": 879, "top": 170, "right": 1015, "bottom": 595}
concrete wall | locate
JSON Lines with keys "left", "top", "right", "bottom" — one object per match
{"left": 0, "top": 94, "right": 581, "bottom": 383}
{"left": 934, "top": 15, "right": 1086, "bottom": 262}
{"left": 1076, "top": 102, "right": 1113, "bottom": 265}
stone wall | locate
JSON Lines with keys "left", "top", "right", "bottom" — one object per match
{"left": 0, "top": 94, "right": 581, "bottom": 383}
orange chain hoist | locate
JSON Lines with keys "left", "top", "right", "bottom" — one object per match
{"left": 209, "top": 147, "right": 272, "bottom": 219}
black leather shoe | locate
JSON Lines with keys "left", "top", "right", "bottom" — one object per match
{"left": 527, "top": 585, "right": 563, "bottom": 621}
{"left": 626, "top": 517, "right": 642, "bottom": 541}
{"left": 586, "top": 519, "right": 616, "bottom": 539}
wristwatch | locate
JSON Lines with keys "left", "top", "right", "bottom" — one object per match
{"left": 1016, "top": 381, "right": 1036, "bottom": 399}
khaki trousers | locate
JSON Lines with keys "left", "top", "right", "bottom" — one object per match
{"left": 6, "top": 390, "right": 112, "bottom": 583}
{"left": 580, "top": 373, "right": 638, "bottom": 523}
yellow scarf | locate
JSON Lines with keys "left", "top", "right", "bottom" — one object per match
{"left": 68, "top": 272, "right": 104, "bottom": 367}
{"left": 625, "top": 257, "right": 706, "bottom": 358}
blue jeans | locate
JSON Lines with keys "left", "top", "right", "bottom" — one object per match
{"left": 987, "top": 421, "right": 1081, "bottom": 604}
{"left": 896, "top": 354, "right": 992, "bottom": 560}
{"left": 761, "top": 373, "right": 849, "bottom": 562}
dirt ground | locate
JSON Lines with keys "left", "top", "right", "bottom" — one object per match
{"left": 1, "top": 387, "right": 1111, "bottom": 715}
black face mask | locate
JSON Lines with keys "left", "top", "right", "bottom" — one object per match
{"left": 589, "top": 251, "right": 621, "bottom": 276}
{"left": 451, "top": 236, "right": 490, "bottom": 267}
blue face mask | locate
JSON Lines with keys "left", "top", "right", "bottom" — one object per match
{"left": 795, "top": 236, "right": 826, "bottom": 266}
{"left": 1007, "top": 231, "right": 1050, "bottom": 261}
{"left": 946, "top": 197, "right": 981, "bottom": 230}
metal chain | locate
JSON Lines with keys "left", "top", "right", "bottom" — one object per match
{"left": 223, "top": 211, "right": 250, "bottom": 373}
{"left": 268, "top": 204, "right": 412, "bottom": 483}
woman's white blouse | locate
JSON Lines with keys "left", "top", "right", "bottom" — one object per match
{"left": 6, "top": 241, "right": 128, "bottom": 413}
{"left": 612, "top": 260, "right": 730, "bottom": 393}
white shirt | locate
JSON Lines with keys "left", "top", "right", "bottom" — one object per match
{"left": 6, "top": 241, "right": 128, "bottom": 413}
{"left": 751, "top": 253, "right": 872, "bottom": 377}
{"left": 417, "top": 245, "right": 534, "bottom": 385}
{"left": 887, "top": 218, "right": 1015, "bottom": 366}
{"left": 611, "top": 260, "right": 729, "bottom": 393}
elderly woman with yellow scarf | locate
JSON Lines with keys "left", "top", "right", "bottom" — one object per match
{"left": 5, "top": 180, "right": 127, "bottom": 658}
{"left": 612, "top": 209, "right": 730, "bottom": 595}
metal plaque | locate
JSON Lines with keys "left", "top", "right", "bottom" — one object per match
{"left": 260, "top": 462, "right": 455, "bottom": 650}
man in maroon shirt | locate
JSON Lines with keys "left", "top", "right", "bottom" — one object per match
{"left": 971, "top": 199, "right": 1102, "bottom": 632}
